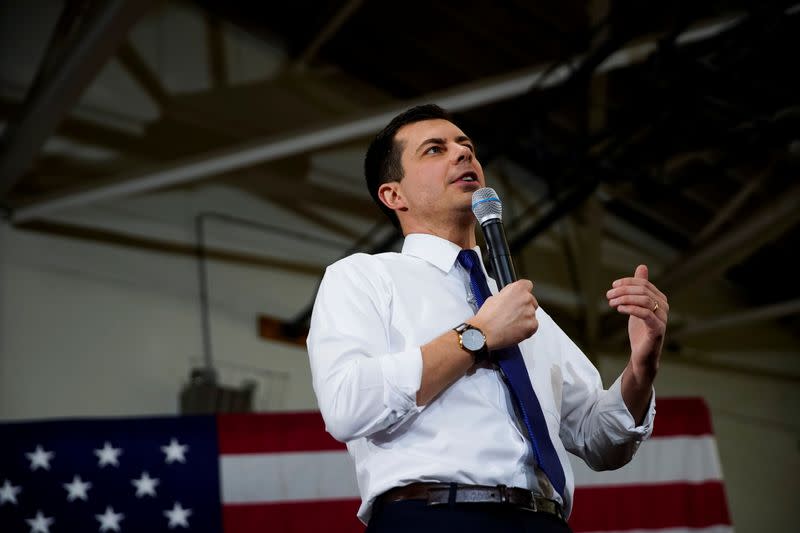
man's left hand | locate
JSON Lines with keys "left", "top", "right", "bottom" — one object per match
{"left": 606, "top": 264, "right": 669, "bottom": 377}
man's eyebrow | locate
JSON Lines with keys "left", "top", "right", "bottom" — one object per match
{"left": 456, "top": 135, "right": 475, "bottom": 149}
{"left": 415, "top": 137, "right": 445, "bottom": 154}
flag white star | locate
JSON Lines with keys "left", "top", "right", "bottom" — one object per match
{"left": 25, "top": 510, "right": 54, "bottom": 533}
{"left": 131, "top": 471, "right": 159, "bottom": 497}
{"left": 26, "top": 445, "right": 54, "bottom": 471}
{"left": 164, "top": 502, "right": 192, "bottom": 529}
{"left": 63, "top": 475, "right": 91, "bottom": 501}
{"left": 161, "top": 438, "right": 188, "bottom": 464}
{"left": 0, "top": 479, "right": 21, "bottom": 505}
{"left": 95, "top": 506, "right": 124, "bottom": 532}
{"left": 94, "top": 442, "right": 122, "bottom": 467}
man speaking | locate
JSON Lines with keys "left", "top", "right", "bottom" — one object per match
{"left": 307, "top": 104, "right": 668, "bottom": 532}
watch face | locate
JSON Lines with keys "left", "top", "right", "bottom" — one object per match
{"left": 461, "top": 328, "right": 485, "bottom": 351}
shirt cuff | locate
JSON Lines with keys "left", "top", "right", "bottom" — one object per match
{"left": 601, "top": 374, "right": 655, "bottom": 444}
{"left": 378, "top": 347, "right": 425, "bottom": 431}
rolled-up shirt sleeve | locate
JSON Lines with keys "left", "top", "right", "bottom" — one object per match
{"left": 550, "top": 313, "right": 655, "bottom": 471}
{"left": 307, "top": 255, "right": 424, "bottom": 442}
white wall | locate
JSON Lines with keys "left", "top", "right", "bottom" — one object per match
{"left": 0, "top": 210, "right": 326, "bottom": 418}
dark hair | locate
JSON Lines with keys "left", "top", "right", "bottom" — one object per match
{"left": 364, "top": 104, "right": 452, "bottom": 229}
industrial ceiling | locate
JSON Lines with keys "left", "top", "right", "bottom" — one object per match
{"left": 1, "top": 0, "right": 798, "bottom": 380}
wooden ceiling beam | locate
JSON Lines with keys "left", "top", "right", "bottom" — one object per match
{"left": 657, "top": 183, "right": 800, "bottom": 294}
{"left": 224, "top": 164, "right": 379, "bottom": 219}
{"left": 291, "top": 0, "right": 365, "bottom": 71}
{"left": 600, "top": 182, "right": 800, "bottom": 346}
{"left": 0, "top": 0, "right": 154, "bottom": 199}
{"left": 17, "top": 219, "right": 325, "bottom": 277}
{"left": 117, "top": 40, "right": 171, "bottom": 108}
{"left": 10, "top": 13, "right": 746, "bottom": 222}
{"left": 0, "top": 97, "right": 236, "bottom": 163}
{"left": 0, "top": 97, "right": 155, "bottom": 159}
{"left": 671, "top": 298, "right": 800, "bottom": 341}
{"left": 692, "top": 168, "right": 768, "bottom": 245}
{"left": 116, "top": 37, "right": 270, "bottom": 141}
{"left": 272, "top": 201, "right": 367, "bottom": 242}
{"left": 204, "top": 14, "right": 228, "bottom": 89}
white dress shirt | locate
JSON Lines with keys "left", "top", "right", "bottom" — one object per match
{"left": 307, "top": 233, "right": 654, "bottom": 523}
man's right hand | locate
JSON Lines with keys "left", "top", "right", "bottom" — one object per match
{"left": 417, "top": 279, "right": 539, "bottom": 405}
{"left": 470, "top": 279, "right": 539, "bottom": 350}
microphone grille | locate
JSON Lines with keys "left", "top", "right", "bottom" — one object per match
{"left": 472, "top": 187, "right": 503, "bottom": 223}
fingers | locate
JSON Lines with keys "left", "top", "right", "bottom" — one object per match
{"left": 515, "top": 279, "right": 534, "bottom": 292}
{"left": 479, "top": 279, "right": 540, "bottom": 349}
{"left": 614, "top": 303, "right": 663, "bottom": 326}
{"left": 608, "top": 266, "right": 669, "bottom": 319}
{"left": 609, "top": 294, "right": 667, "bottom": 317}
{"left": 612, "top": 264, "right": 667, "bottom": 303}
{"left": 608, "top": 293, "right": 653, "bottom": 310}
{"left": 499, "top": 279, "right": 537, "bottom": 307}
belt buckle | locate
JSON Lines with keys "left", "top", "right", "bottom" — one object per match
{"left": 497, "top": 484, "right": 509, "bottom": 504}
{"left": 425, "top": 486, "right": 449, "bottom": 507}
{"left": 521, "top": 491, "right": 538, "bottom": 513}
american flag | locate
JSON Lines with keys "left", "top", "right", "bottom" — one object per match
{"left": 0, "top": 398, "right": 731, "bottom": 532}
{"left": 0, "top": 416, "right": 222, "bottom": 532}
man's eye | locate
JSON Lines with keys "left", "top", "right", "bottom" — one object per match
{"left": 425, "top": 146, "right": 443, "bottom": 154}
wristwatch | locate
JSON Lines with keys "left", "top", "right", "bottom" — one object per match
{"left": 453, "top": 323, "right": 489, "bottom": 363}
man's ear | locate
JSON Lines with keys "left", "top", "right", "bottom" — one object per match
{"left": 378, "top": 181, "right": 408, "bottom": 212}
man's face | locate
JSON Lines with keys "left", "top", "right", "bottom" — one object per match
{"left": 386, "top": 119, "right": 485, "bottom": 229}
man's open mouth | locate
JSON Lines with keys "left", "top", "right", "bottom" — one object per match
{"left": 454, "top": 171, "right": 478, "bottom": 183}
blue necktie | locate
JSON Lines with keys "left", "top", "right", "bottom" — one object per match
{"left": 457, "top": 249, "right": 566, "bottom": 499}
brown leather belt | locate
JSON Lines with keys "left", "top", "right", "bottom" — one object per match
{"left": 378, "top": 482, "right": 565, "bottom": 521}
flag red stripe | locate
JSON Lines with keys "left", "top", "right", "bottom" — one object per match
{"left": 223, "top": 499, "right": 364, "bottom": 533}
{"left": 217, "top": 399, "right": 727, "bottom": 531}
{"left": 222, "top": 482, "right": 730, "bottom": 532}
{"left": 217, "top": 412, "right": 343, "bottom": 454}
{"left": 569, "top": 481, "right": 731, "bottom": 531}
{"left": 217, "top": 398, "right": 715, "bottom": 455}
{"left": 650, "top": 398, "right": 714, "bottom": 437}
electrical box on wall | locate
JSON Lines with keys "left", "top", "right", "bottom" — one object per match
{"left": 179, "top": 367, "right": 256, "bottom": 414}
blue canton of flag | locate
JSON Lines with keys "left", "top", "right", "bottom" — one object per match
{"left": 0, "top": 415, "right": 222, "bottom": 533}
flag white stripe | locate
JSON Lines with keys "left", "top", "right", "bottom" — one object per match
{"left": 221, "top": 451, "right": 359, "bottom": 504}
{"left": 570, "top": 436, "right": 723, "bottom": 487}
{"left": 221, "top": 436, "right": 722, "bottom": 504}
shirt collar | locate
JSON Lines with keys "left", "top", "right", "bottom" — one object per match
{"left": 401, "top": 233, "right": 481, "bottom": 273}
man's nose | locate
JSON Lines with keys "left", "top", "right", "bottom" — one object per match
{"left": 453, "top": 143, "right": 472, "bottom": 163}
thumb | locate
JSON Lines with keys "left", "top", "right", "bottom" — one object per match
{"left": 634, "top": 264, "right": 649, "bottom": 280}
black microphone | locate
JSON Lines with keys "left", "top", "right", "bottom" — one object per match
{"left": 471, "top": 187, "right": 517, "bottom": 289}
